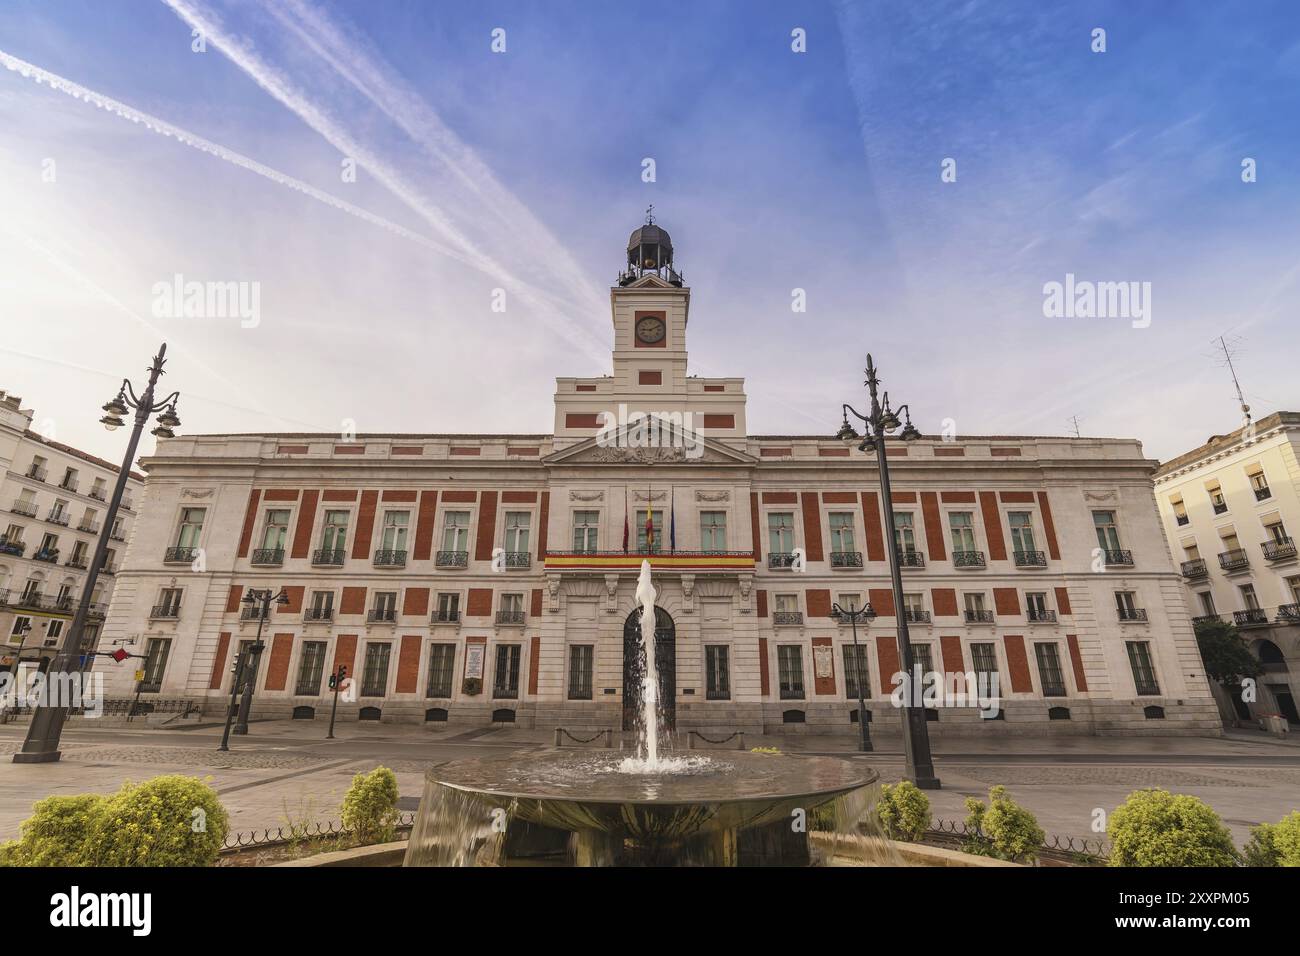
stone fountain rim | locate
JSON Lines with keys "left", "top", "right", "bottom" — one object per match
{"left": 424, "top": 750, "right": 879, "bottom": 807}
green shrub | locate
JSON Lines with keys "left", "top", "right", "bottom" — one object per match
{"left": 875, "top": 781, "right": 932, "bottom": 842}
{"left": 341, "top": 766, "right": 400, "bottom": 845}
{"left": 963, "top": 786, "right": 1045, "bottom": 863}
{"left": 1242, "top": 811, "right": 1300, "bottom": 867}
{"left": 87, "top": 775, "right": 228, "bottom": 867}
{"left": 5, "top": 794, "right": 108, "bottom": 866}
{"left": 1107, "top": 789, "right": 1238, "bottom": 867}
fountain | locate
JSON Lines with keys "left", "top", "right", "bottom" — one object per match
{"left": 404, "top": 561, "right": 882, "bottom": 866}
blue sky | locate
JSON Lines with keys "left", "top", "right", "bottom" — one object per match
{"left": 0, "top": 0, "right": 1297, "bottom": 462}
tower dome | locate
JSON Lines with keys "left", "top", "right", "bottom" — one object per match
{"left": 620, "top": 207, "right": 682, "bottom": 286}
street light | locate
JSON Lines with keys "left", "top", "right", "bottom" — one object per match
{"left": 16, "top": 344, "right": 181, "bottom": 764}
{"left": 838, "top": 353, "right": 940, "bottom": 789}
{"left": 831, "top": 600, "right": 876, "bottom": 752}
{"left": 230, "top": 587, "right": 289, "bottom": 737}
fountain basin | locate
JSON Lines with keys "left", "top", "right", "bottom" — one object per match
{"left": 404, "top": 749, "right": 878, "bottom": 866}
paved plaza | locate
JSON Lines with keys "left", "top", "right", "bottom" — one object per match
{"left": 0, "top": 720, "right": 1296, "bottom": 846}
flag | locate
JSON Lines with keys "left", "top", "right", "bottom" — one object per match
{"left": 622, "top": 489, "right": 629, "bottom": 553}
{"left": 670, "top": 487, "right": 676, "bottom": 552}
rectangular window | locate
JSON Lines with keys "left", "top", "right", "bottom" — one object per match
{"left": 1008, "top": 512, "right": 1036, "bottom": 553}
{"left": 261, "top": 509, "right": 290, "bottom": 550}
{"left": 435, "top": 592, "right": 460, "bottom": 622}
{"left": 501, "top": 593, "right": 524, "bottom": 614}
{"left": 295, "top": 642, "right": 328, "bottom": 695}
{"left": 361, "top": 643, "right": 392, "bottom": 696}
{"left": 705, "top": 645, "right": 730, "bottom": 699}
{"left": 442, "top": 512, "right": 470, "bottom": 552}
{"left": 176, "top": 508, "right": 205, "bottom": 548}
{"left": 636, "top": 510, "right": 664, "bottom": 553}
{"left": 426, "top": 644, "right": 456, "bottom": 698}
{"left": 157, "top": 587, "right": 183, "bottom": 615}
{"left": 1207, "top": 483, "right": 1227, "bottom": 514}
{"left": 503, "top": 512, "right": 531, "bottom": 553}
{"left": 911, "top": 643, "right": 934, "bottom": 676}
{"left": 949, "top": 512, "right": 977, "bottom": 553}
{"left": 321, "top": 510, "right": 349, "bottom": 552}
{"left": 1026, "top": 591, "right": 1048, "bottom": 615}
{"left": 310, "top": 590, "right": 334, "bottom": 613}
{"left": 8, "top": 616, "right": 31, "bottom": 641}
{"left": 893, "top": 512, "right": 916, "bottom": 553}
{"left": 1126, "top": 641, "right": 1160, "bottom": 696}
{"left": 1115, "top": 591, "right": 1137, "bottom": 614}
{"left": 381, "top": 511, "right": 410, "bottom": 552}
{"left": 572, "top": 510, "right": 599, "bottom": 552}
{"left": 1199, "top": 592, "right": 1216, "bottom": 616}
{"left": 1240, "top": 584, "right": 1260, "bottom": 610}
{"left": 774, "top": 593, "right": 799, "bottom": 613}
{"left": 700, "top": 511, "right": 728, "bottom": 551}
{"left": 1034, "top": 643, "right": 1067, "bottom": 697}
{"left": 964, "top": 593, "right": 987, "bottom": 613}
{"left": 768, "top": 512, "right": 795, "bottom": 554}
{"left": 568, "top": 645, "right": 594, "bottom": 700}
{"left": 1250, "top": 470, "right": 1271, "bottom": 501}
{"left": 842, "top": 644, "right": 870, "bottom": 699}
{"left": 1092, "top": 510, "right": 1121, "bottom": 551}
{"left": 777, "top": 645, "right": 804, "bottom": 699}
{"left": 971, "top": 642, "right": 999, "bottom": 691}
{"left": 46, "top": 620, "right": 63, "bottom": 641}
{"left": 493, "top": 644, "right": 521, "bottom": 699}
{"left": 139, "top": 638, "right": 171, "bottom": 693}
{"left": 829, "top": 512, "right": 856, "bottom": 553}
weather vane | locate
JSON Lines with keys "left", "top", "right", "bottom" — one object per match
{"left": 645, "top": 204, "right": 654, "bottom": 225}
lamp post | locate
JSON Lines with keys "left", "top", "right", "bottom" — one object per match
{"left": 831, "top": 600, "right": 876, "bottom": 752}
{"left": 15, "top": 344, "right": 181, "bottom": 764}
{"left": 838, "top": 353, "right": 941, "bottom": 789}
{"left": 233, "top": 587, "right": 289, "bottom": 735}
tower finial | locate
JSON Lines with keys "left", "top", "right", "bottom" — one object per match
{"left": 645, "top": 204, "right": 654, "bottom": 225}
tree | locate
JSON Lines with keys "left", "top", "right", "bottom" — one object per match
{"left": 1193, "top": 618, "right": 1261, "bottom": 688}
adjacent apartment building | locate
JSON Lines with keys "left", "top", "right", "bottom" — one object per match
{"left": 1154, "top": 411, "right": 1300, "bottom": 725}
{"left": 94, "top": 222, "right": 1220, "bottom": 736}
{"left": 0, "top": 389, "right": 143, "bottom": 674}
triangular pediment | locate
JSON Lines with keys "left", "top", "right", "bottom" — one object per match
{"left": 622, "top": 274, "right": 676, "bottom": 290}
{"left": 545, "top": 426, "right": 756, "bottom": 467}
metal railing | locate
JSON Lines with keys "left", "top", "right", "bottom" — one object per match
{"left": 25, "top": 467, "right": 46, "bottom": 482}
{"left": 1277, "top": 604, "right": 1300, "bottom": 623}
{"left": 1191, "top": 614, "right": 1221, "bottom": 626}
{"left": 896, "top": 549, "right": 925, "bottom": 568}
{"left": 436, "top": 550, "right": 468, "bottom": 568}
{"left": 78, "top": 521, "right": 100, "bottom": 534}
{"left": 312, "top": 548, "right": 346, "bottom": 566}
{"left": 239, "top": 606, "right": 269, "bottom": 621}
{"left": 1255, "top": 486, "right": 1272, "bottom": 502}
{"left": 1233, "top": 608, "right": 1269, "bottom": 627}
{"left": 830, "top": 550, "right": 863, "bottom": 568}
{"left": 304, "top": 607, "right": 333, "bottom": 622}
{"left": 1013, "top": 550, "right": 1046, "bottom": 567}
{"left": 1117, "top": 607, "right": 1148, "bottom": 622}
{"left": 374, "top": 549, "right": 407, "bottom": 568}
{"left": 923, "top": 818, "right": 1109, "bottom": 864}
{"left": 88, "top": 488, "right": 106, "bottom": 501}
{"left": 495, "top": 610, "right": 526, "bottom": 626}
{"left": 150, "top": 604, "right": 181, "bottom": 619}
{"left": 367, "top": 608, "right": 397, "bottom": 623}
{"left": 501, "top": 551, "right": 531, "bottom": 569}
{"left": 10, "top": 499, "right": 37, "bottom": 517}
{"left": 904, "top": 608, "right": 931, "bottom": 624}
{"left": 772, "top": 610, "right": 804, "bottom": 625}
{"left": 768, "top": 552, "right": 797, "bottom": 570}
{"left": 953, "top": 550, "right": 985, "bottom": 568}
{"left": 220, "top": 812, "right": 418, "bottom": 852}
{"left": 1262, "top": 538, "right": 1297, "bottom": 561}
{"left": 1103, "top": 549, "right": 1134, "bottom": 566}
{"left": 1028, "top": 609, "right": 1057, "bottom": 623}
{"left": 164, "top": 546, "right": 197, "bottom": 564}
{"left": 1181, "top": 558, "right": 1207, "bottom": 577}
{"left": 45, "top": 510, "right": 69, "bottom": 526}
{"left": 0, "top": 538, "right": 26, "bottom": 556}
{"left": 1218, "top": 549, "right": 1250, "bottom": 571}
{"left": 432, "top": 609, "right": 460, "bottom": 623}
{"left": 251, "top": 548, "right": 284, "bottom": 566}
{"left": 964, "top": 609, "right": 994, "bottom": 624}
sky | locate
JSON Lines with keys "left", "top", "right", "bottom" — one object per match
{"left": 0, "top": 0, "right": 1297, "bottom": 465}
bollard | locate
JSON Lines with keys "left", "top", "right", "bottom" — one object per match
{"left": 604, "top": 729, "right": 613, "bottom": 748}
{"left": 554, "top": 727, "right": 563, "bottom": 747}
{"left": 737, "top": 732, "right": 745, "bottom": 751}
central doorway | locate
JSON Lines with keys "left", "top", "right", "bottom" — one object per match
{"left": 623, "top": 606, "right": 676, "bottom": 732}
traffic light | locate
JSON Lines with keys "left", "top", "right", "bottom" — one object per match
{"left": 328, "top": 674, "right": 336, "bottom": 690}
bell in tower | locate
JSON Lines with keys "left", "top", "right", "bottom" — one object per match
{"left": 620, "top": 206, "right": 683, "bottom": 287}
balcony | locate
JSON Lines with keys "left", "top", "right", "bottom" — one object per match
{"left": 251, "top": 548, "right": 284, "bottom": 566}
{"left": 109, "top": 528, "right": 126, "bottom": 543}
{"left": 1181, "top": 558, "right": 1208, "bottom": 578}
{"left": 1212, "top": 501, "right": 1228, "bottom": 515}
{"left": 830, "top": 551, "right": 863, "bottom": 569}
{"left": 121, "top": 498, "right": 134, "bottom": 512}
{"left": 58, "top": 479, "right": 78, "bottom": 493}
{"left": 87, "top": 603, "right": 106, "bottom": 619}
{"left": 65, "top": 556, "right": 88, "bottom": 570}
{"left": 0, "top": 537, "right": 26, "bottom": 557}
{"left": 25, "top": 466, "right": 46, "bottom": 482}
{"left": 164, "top": 546, "right": 197, "bottom": 564}
{"left": 1262, "top": 538, "right": 1297, "bottom": 562}
{"left": 1255, "top": 486, "right": 1273, "bottom": 502}
{"left": 495, "top": 610, "right": 526, "bottom": 626}
{"left": 1218, "top": 549, "right": 1250, "bottom": 572}
{"left": 13, "top": 591, "right": 43, "bottom": 609}
{"left": 544, "top": 551, "right": 755, "bottom": 574}
{"left": 11, "top": 499, "right": 37, "bottom": 518}
{"left": 312, "top": 548, "right": 346, "bottom": 567}
{"left": 896, "top": 550, "right": 925, "bottom": 569}
{"left": 78, "top": 520, "right": 100, "bottom": 534}
{"left": 367, "top": 608, "right": 397, "bottom": 624}
{"left": 33, "top": 549, "right": 59, "bottom": 564}
{"left": 1118, "top": 607, "right": 1149, "bottom": 623}
{"left": 772, "top": 611, "right": 804, "bottom": 626}
{"left": 45, "top": 510, "right": 69, "bottom": 527}
{"left": 1192, "top": 613, "right": 1222, "bottom": 626}
{"left": 436, "top": 550, "right": 469, "bottom": 569}
{"left": 1103, "top": 549, "right": 1134, "bottom": 567}
{"left": 964, "top": 609, "right": 995, "bottom": 624}
{"left": 953, "top": 550, "right": 985, "bottom": 569}
{"left": 1233, "top": 608, "right": 1269, "bottom": 628}
{"left": 768, "top": 552, "right": 797, "bottom": 570}
{"left": 1013, "top": 550, "right": 1047, "bottom": 568}
{"left": 1175, "top": 513, "right": 1189, "bottom": 527}
{"left": 304, "top": 607, "right": 334, "bottom": 622}
{"left": 1028, "top": 609, "right": 1057, "bottom": 624}
{"left": 1276, "top": 603, "right": 1300, "bottom": 623}
{"left": 150, "top": 604, "right": 181, "bottom": 620}
{"left": 501, "top": 551, "right": 531, "bottom": 569}
{"left": 432, "top": 610, "right": 460, "bottom": 624}
{"left": 904, "top": 608, "right": 931, "bottom": 624}
{"left": 100, "top": 563, "right": 116, "bottom": 576}
{"left": 88, "top": 488, "right": 106, "bottom": 502}
{"left": 239, "top": 606, "right": 269, "bottom": 622}
{"left": 374, "top": 549, "right": 407, "bottom": 568}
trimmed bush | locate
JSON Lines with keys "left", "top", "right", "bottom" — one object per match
{"left": 1107, "top": 789, "right": 1238, "bottom": 867}
{"left": 341, "top": 766, "right": 400, "bottom": 845}
{"left": 3, "top": 794, "right": 107, "bottom": 866}
{"left": 87, "top": 775, "right": 228, "bottom": 867}
{"left": 875, "top": 781, "right": 932, "bottom": 842}
{"left": 963, "top": 786, "right": 1045, "bottom": 863}
{"left": 1242, "top": 811, "right": 1300, "bottom": 867}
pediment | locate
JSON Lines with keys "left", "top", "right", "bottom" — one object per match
{"left": 545, "top": 428, "right": 756, "bottom": 467}
{"left": 623, "top": 274, "right": 675, "bottom": 290}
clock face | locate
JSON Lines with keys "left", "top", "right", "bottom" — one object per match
{"left": 635, "top": 316, "right": 665, "bottom": 343}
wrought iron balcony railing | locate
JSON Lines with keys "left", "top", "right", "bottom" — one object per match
{"left": 768, "top": 552, "right": 797, "bottom": 570}
{"left": 251, "top": 548, "right": 284, "bottom": 566}
{"left": 1192, "top": 613, "right": 1221, "bottom": 626}
{"left": 367, "top": 608, "right": 397, "bottom": 624}
{"left": 374, "top": 549, "right": 407, "bottom": 568}
{"left": 109, "top": 528, "right": 126, "bottom": 542}
{"left": 1218, "top": 549, "right": 1250, "bottom": 572}
{"left": 1181, "top": 558, "right": 1208, "bottom": 577}
{"left": 304, "top": 607, "right": 333, "bottom": 622}
{"left": 896, "top": 549, "right": 925, "bottom": 568}
{"left": 1103, "top": 549, "right": 1134, "bottom": 566}
{"left": 88, "top": 488, "right": 106, "bottom": 502}
{"left": 964, "top": 609, "right": 995, "bottom": 624}
{"left": 10, "top": 499, "right": 37, "bottom": 518}
{"left": 78, "top": 521, "right": 100, "bottom": 534}
{"left": 953, "top": 550, "right": 985, "bottom": 568}
{"left": 312, "top": 548, "right": 346, "bottom": 566}
{"left": 1255, "top": 486, "right": 1272, "bottom": 502}
{"left": 1233, "top": 608, "right": 1269, "bottom": 627}
{"left": 45, "top": 510, "right": 69, "bottom": 526}
{"left": 164, "top": 546, "right": 197, "bottom": 564}
{"left": 65, "top": 556, "right": 87, "bottom": 569}
{"left": 100, "top": 563, "right": 116, "bottom": 576}
{"left": 904, "top": 608, "right": 931, "bottom": 624}
{"left": 1175, "top": 513, "right": 1189, "bottom": 526}
{"left": 432, "top": 609, "right": 460, "bottom": 623}
{"left": 495, "top": 610, "right": 526, "bottom": 626}
{"left": 33, "top": 550, "right": 59, "bottom": 564}
{"left": 150, "top": 604, "right": 181, "bottom": 619}
{"left": 1118, "top": 607, "right": 1148, "bottom": 622}
{"left": 501, "top": 551, "right": 531, "bottom": 569}
{"left": 1262, "top": 538, "right": 1297, "bottom": 562}
{"left": 1277, "top": 603, "right": 1300, "bottom": 623}
{"left": 436, "top": 550, "right": 469, "bottom": 568}
{"left": 25, "top": 466, "right": 46, "bottom": 482}
{"left": 239, "top": 606, "right": 269, "bottom": 621}
{"left": 1013, "top": 550, "right": 1046, "bottom": 568}
{"left": 121, "top": 498, "right": 134, "bottom": 512}
{"left": 830, "top": 550, "right": 863, "bottom": 569}
{"left": 58, "top": 479, "right": 78, "bottom": 493}
{"left": 0, "top": 538, "right": 25, "bottom": 557}
{"left": 1212, "top": 501, "right": 1228, "bottom": 515}
{"left": 772, "top": 611, "right": 803, "bottom": 626}
{"left": 1028, "top": 609, "right": 1057, "bottom": 623}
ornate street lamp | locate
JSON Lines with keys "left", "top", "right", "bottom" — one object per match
{"left": 228, "top": 587, "right": 289, "bottom": 739}
{"left": 16, "top": 345, "right": 181, "bottom": 764}
{"left": 831, "top": 600, "right": 877, "bottom": 752}
{"left": 838, "top": 353, "right": 940, "bottom": 789}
